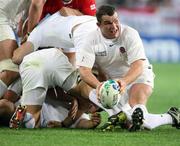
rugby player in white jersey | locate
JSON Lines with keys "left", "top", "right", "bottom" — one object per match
{"left": 12, "top": 12, "right": 97, "bottom": 65}
{"left": 76, "top": 5, "right": 154, "bottom": 108}
{"left": 0, "top": 0, "right": 46, "bottom": 99}
{"left": 10, "top": 47, "right": 101, "bottom": 128}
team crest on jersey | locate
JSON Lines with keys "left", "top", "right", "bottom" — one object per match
{"left": 119, "top": 47, "right": 128, "bottom": 61}
{"left": 119, "top": 47, "right": 126, "bottom": 53}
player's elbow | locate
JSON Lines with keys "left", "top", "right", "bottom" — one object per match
{"left": 79, "top": 66, "right": 91, "bottom": 79}
{"left": 12, "top": 51, "right": 23, "bottom": 65}
{"left": 31, "top": 0, "right": 45, "bottom": 8}
{"left": 132, "top": 59, "right": 144, "bottom": 75}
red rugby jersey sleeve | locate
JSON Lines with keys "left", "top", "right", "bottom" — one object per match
{"left": 40, "top": 0, "right": 63, "bottom": 20}
{"left": 81, "top": 0, "right": 96, "bottom": 16}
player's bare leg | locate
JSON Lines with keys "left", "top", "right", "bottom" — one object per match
{"left": 0, "top": 99, "right": 15, "bottom": 119}
{"left": 63, "top": 52, "right": 76, "bottom": 67}
{"left": 0, "top": 39, "right": 19, "bottom": 98}
{"left": 12, "top": 41, "right": 34, "bottom": 65}
{"left": 25, "top": 105, "right": 42, "bottom": 128}
{"left": 128, "top": 83, "right": 153, "bottom": 107}
{"left": 69, "top": 80, "right": 93, "bottom": 99}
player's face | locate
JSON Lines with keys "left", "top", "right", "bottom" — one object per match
{"left": 88, "top": 103, "right": 100, "bottom": 113}
{"left": 98, "top": 12, "right": 120, "bottom": 39}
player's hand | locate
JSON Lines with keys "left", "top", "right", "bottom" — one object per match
{"left": 96, "top": 82, "right": 104, "bottom": 102}
{"left": 21, "top": 33, "right": 29, "bottom": 44}
{"left": 90, "top": 112, "right": 101, "bottom": 128}
{"left": 116, "top": 79, "right": 126, "bottom": 93}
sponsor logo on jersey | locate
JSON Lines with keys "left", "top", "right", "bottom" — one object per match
{"left": 81, "top": 56, "right": 85, "bottom": 62}
{"left": 95, "top": 51, "right": 107, "bottom": 56}
{"left": 90, "top": 4, "right": 96, "bottom": 10}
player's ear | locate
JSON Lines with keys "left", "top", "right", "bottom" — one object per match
{"left": 96, "top": 22, "right": 100, "bottom": 27}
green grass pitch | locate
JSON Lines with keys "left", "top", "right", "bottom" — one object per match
{"left": 0, "top": 63, "right": 180, "bottom": 146}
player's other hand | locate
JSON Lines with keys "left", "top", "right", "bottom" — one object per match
{"left": 68, "top": 97, "right": 78, "bottom": 120}
{"left": 21, "top": 33, "right": 29, "bottom": 44}
{"left": 96, "top": 82, "right": 104, "bottom": 101}
{"left": 116, "top": 79, "right": 126, "bottom": 93}
{"left": 90, "top": 112, "right": 101, "bottom": 128}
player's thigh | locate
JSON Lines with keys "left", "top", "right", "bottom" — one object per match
{"left": 129, "top": 83, "right": 153, "bottom": 98}
{"left": 128, "top": 65, "right": 154, "bottom": 100}
{"left": 128, "top": 83, "right": 153, "bottom": 106}
{"left": 0, "top": 39, "right": 18, "bottom": 59}
{"left": 0, "top": 25, "right": 17, "bottom": 59}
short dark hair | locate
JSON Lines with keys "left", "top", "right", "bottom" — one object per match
{"left": 96, "top": 5, "right": 116, "bottom": 23}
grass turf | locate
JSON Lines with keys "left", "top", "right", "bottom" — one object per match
{"left": 0, "top": 63, "right": 180, "bottom": 146}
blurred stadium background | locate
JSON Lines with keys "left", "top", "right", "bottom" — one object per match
{"left": 96, "top": 0, "right": 180, "bottom": 63}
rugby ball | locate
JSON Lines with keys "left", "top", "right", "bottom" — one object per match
{"left": 99, "top": 80, "right": 121, "bottom": 109}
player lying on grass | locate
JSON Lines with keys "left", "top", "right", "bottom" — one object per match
{"left": 0, "top": 87, "right": 101, "bottom": 129}
{"left": 8, "top": 48, "right": 180, "bottom": 131}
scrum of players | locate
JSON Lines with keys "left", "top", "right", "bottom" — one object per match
{"left": 0, "top": 0, "right": 179, "bottom": 131}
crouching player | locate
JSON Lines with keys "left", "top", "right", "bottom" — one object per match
{"left": 9, "top": 48, "right": 101, "bottom": 129}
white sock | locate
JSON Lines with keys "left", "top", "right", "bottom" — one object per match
{"left": 89, "top": 89, "right": 106, "bottom": 111}
{"left": 0, "top": 80, "right": 7, "bottom": 98}
{"left": 121, "top": 103, "right": 132, "bottom": 121}
{"left": 23, "top": 112, "right": 35, "bottom": 128}
{"left": 131, "top": 104, "right": 148, "bottom": 115}
{"left": 143, "top": 113, "right": 173, "bottom": 130}
{"left": 89, "top": 89, "right": 122, "bottom": 116}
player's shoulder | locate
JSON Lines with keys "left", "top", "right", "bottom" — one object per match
{"left": 121, "top": 24, "right": 140, "bottom": 40}
{"left": 85, "top": 28, "right": 98, "bottom": 39}
{"left": 121, "top": 24, "right": 138, "bottom": 34}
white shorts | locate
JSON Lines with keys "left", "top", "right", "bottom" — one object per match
{"left": 27, "top": 12, "right": 96, "bottom": 52}
{"left": 0, "top": 24, "right": 16, "bottom": 41}
{"left": 116, "top": 65, "right": 155, "bottom": 107}
{"left": 19, "top": 48, "right": 78, "bottom": 105}
{"left": 134, "top": 64, "right": 154, "bottom": 88}
{"left": 8, "top": 78, "right": 22, "bottom": 96}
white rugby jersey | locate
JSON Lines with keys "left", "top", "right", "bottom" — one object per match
{"left": 0, "top": 0, "right": 30, "bottom": 25}
{"left": 28, "top": 12, "right": 97, "bottom": 52}
{"left": 76, "top": 24, "right": 150, "bottom": 79}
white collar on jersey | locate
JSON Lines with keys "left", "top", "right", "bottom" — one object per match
{"left": 98, "top": 28, "right": 119, "bottom": 45}
{"left": 62, "top": 0, "right": 73, "bottom": 4}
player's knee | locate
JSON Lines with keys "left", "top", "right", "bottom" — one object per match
{"left": 12, "top": 53, "right": 22, "bottom": 65}
{"left": 130, "top": 84, "right": 153, "bottom": 97}
{"left": 142, "top": 85, "right": 153, "bottom": 97}
{"left": 0, "top": 99, "right": 15, "bottom": 113}
{"left": 0, "top": 71, "right": 19, "bottom": 86}
{"left": 3, "top": 90, "right": 19, "bottom": 103}
{"left": 129, "top": 84, "right": 153, "bottom": 106}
